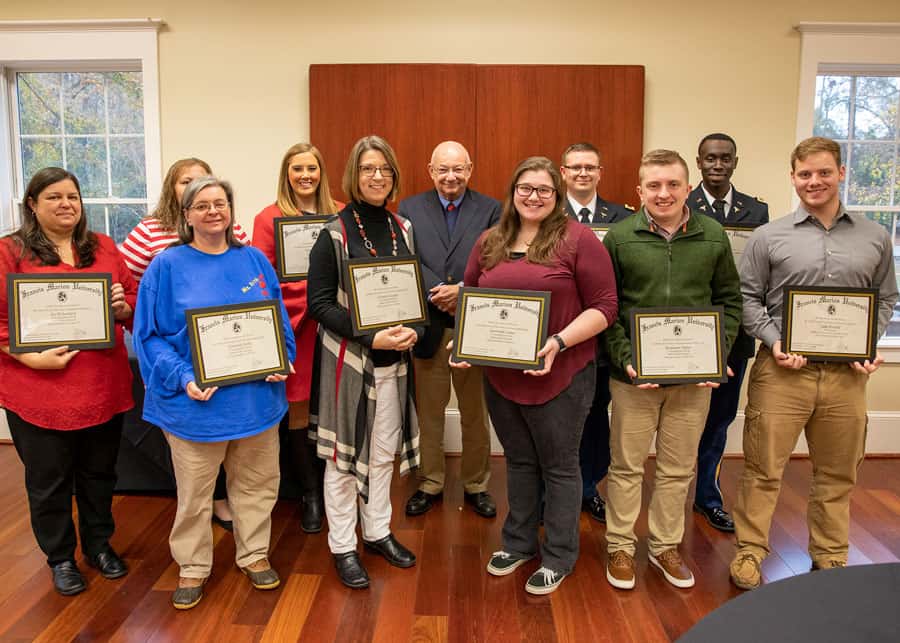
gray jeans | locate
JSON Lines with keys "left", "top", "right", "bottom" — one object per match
{"left": 485, "top": 363, "right": 595, "bottom": 574}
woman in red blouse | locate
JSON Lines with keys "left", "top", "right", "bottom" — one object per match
{"left": 0, "top": 167, "right": 137, "bottom": 596}
{"left": 454, "top": 157, "right": 617, "bottom": 595}
{"left": 252, "top": 143, "right": 340, "bottom": 533}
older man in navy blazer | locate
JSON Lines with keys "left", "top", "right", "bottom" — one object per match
{"left": 399, "top": 141, "right": 501, "bottom": 518}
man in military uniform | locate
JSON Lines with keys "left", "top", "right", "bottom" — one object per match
{"left": 689, "top": 132, "right": 768, "bottom": 532}
{"left": 560, "top": 142, "right": 633, "bottom": 523}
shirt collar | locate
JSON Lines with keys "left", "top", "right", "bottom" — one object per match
{"left": 438, "top": 190, "right": 466, "bottom": 211}
{"left": 645, "top": 206, "right": 691, "bottom": 237}
{"left": 701, "top": 183, "right": 733, "bottom": 209}
{"left": 567, "top": 193, "right": 597, "bottom": 216}
{"left": 792, "top": 201, "right": 854, "bottom": 226}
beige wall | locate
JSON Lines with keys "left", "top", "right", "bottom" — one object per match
{"left": 2, "top": 0, "right": 900, "bottom": 416}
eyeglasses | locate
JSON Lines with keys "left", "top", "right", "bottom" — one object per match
{"left": 433, "top": 165, "right": 471, "bottom": 177}
{"left": 189, "top": 200, "right": 229, "bottom": 214}
{"left": 359, "top": 165, "right": 395, "bottom": 178}
{"left": 515, "top": 184, "right": 556, "bottom": 199}
{"left": 563, "top": 164, "right": 601, "bottom": 174}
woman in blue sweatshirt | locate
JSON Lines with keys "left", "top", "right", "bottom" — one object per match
{"left": 133, "top": 176, "right": 295, "bottom": 610}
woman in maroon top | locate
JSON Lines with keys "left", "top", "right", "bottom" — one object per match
{"left": 456, "top": 156, "right": 617, "bottom": 595}
{"left": 0, "top": 167, "right": 137, "bottom": 596}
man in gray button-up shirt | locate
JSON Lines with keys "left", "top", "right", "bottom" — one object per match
{"left": 729, "top": 136, "right": 899, "bottom": 591}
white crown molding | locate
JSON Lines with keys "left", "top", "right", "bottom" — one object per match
{"left": 0, "top": 19, "right": 164, "bottom": 32}
{"left": 795, "top": 22, "right": 900, "bottom": 36}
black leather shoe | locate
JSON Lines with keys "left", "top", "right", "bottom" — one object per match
{"left": 694, "top": 504, "right": 735, "bottom": 532}
{"left": 582, "top": 495, "right": 607, "bottom": 523}
{"left": 363, "top": 533, "right": 416, "bottom": 568}
{"left": 405, "top": 490, "right": 441, "bottom": 516}
{"left": 464, "top": 491, "right": 497, "bottom": 518}
{"left": 51, "top": 560, "right": 86, "bottom": 596}
{"left": 88, "top": 548, "right": 129, "bottom": 579}
{"left": 300, "top": 494, "right": 324, "bottom": 533}
{"left": 334, "top": 551, "right": 370, "bottom": 588}
{"left": 212, "top": 513, "right": 234, "bottom": 532}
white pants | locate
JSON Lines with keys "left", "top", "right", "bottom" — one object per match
{"left": 325, "top": 364, "right": 402, "bottom": 554}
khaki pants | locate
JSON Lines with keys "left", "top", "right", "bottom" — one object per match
{"left": 414, "top": 328, "right": 491, "bottom": 494}
{"left": 606, "top": 379, "right": 711, "bottom": 557}
{"left": 165, "top": 426, "right": 280, "bottom": 579}
{"left": 733, "top": 347, "right": 868, "bottom": 566}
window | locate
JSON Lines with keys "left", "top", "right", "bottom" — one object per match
{"left": 796, "top": 22, "right": 900, "bottom": 347}
{"left": 13, "top": 69, "right": 148, "bottom": 243}
{"left": 0, "top": 19, "right": 163, "bottom": 241}
{"left": 813, "top": 72, "right": 900, "bottom": 338}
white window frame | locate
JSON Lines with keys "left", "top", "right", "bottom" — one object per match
{"left": 0, "top": 19, "right": 164, "bottom": 236}
{"left": 795, "top": 22, "right": 900, "bottom": 357}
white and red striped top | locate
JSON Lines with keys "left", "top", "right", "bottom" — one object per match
{"left": 119, "top": 217, "right": 249, "bottom": 282}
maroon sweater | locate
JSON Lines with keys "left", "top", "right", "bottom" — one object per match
{"left": 464, "top": 219, "right": 617, "bottom": 405}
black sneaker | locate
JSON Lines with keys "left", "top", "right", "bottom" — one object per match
{"left": 525, "top": 567, "right": 567, "bottom": 595}
{"left": 486, "top": 550, "right": 533, "bottom": 576}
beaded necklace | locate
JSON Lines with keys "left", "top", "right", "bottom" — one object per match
{"left": 352, "top": 208, "right": 398, "bottom": 257}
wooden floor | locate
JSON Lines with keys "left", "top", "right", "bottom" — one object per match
{"left": 0, "top": 446, "right": 897, "bottom": 642}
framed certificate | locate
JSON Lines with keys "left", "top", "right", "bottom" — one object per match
{"left": 345, "top": 255, "right": 428, "bottom": 335}
{"left": 451, "top": 287, "right": 551, "bottom": 370}
{"left": 723, "top": 224, "right": 758, "bottom": 263}
{"left": 630, "top": 307, "right": 727, "bottom": 384}
{"left": 781, "top": 285, "right": 878, "bottom": 362}
{"left": 185, "top": 300, "right": 290, "bottom": 387}
{"left": 589, "top": 224, "right": 610, "bottom": 241}
{"left": 273, "top": 215, "right": 331, "bottom": 281}
{"left": 6, "top": 272, "right": 114, "bottom": 353}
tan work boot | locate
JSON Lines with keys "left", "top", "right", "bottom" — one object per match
{"left": 606, "top": 550, "right": 636, "bottom": 590}
{"left": 729, "top": 551, "right": 762, "bottom": 590}
{"left": 649, "top": 548, "right": 695, "bottom": 588}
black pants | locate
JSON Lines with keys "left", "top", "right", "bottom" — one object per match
{"left": 485, "top": 363, "right": 595, "bottom": 575}
{"left": 7, "top": 410, "right": 123, "bottom": 566}
{"left": 579, "top": 364, "right": 612, "bottom": 499}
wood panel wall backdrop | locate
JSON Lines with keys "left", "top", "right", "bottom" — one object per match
{"left": 309, "top": 64, "right": 645, "bottom": 208}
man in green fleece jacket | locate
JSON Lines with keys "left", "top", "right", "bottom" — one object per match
{"left": 601, "top": 149, "right": 742, "bottom": 592}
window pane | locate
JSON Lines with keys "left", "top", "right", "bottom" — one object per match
{"left": 107, "top": 72, "right": 144, "bottom": 135}
{"left": 63, "top": 72, "right": 106, "bottom": 135}
{"left": 110, "top": 137, "right": 147, "bottom": 198}
{"left": 848, "top": 143, "right": 894, "bottom": 206}
{"left": 66, "top": 137, "right": 108, "bottom": 198}
{"left": 853, "top": 76, "right": 899, "bottom": 141}
{"left": 814, "top": 75, "right": 851, "bottom": 139}
{"left": 16, "top": 72, "right": 61, "bottom": 135}
{"left": 110, "top": 203, "right": 147, "bottom": 244}
{"left": 21, "top": 139, "right": 63, "bottom": 182}
{"left": 84, "top": 203, "right": 108, "bottom": 236}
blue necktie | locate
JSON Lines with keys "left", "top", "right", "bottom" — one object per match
{"left": 446, "top": 202, "right": 458, "bottom": 235}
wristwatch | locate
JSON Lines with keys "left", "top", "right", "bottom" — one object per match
{"left": 552, "top": 334, "right": 567, "bottom": 352}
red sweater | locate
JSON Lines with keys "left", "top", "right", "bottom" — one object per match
{"left": 464, "top": 220, "right": 617, "bottom": 405}
{"left": 0, "top": 234, "right": 137, "bottom": 430}
{"left": 252, "top": 202, "right": 342, "bottom": 402}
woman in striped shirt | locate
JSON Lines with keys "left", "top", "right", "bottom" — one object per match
{"left": 121, "top": 158, "right": 247, "bottom": 530}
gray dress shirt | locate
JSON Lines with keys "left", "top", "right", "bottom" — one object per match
{"left": 740, "top": 203, "right": 899, "bottom": 348}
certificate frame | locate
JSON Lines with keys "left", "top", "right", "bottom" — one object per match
{"left": 722, "top": 223, "right": 759, "bottom": 263}
{"left": 630, "top": 306, "right": 727, "bottom": 384}
{"left": 273, "top": 215, "right": 331, "bottom": 282}
{"left": 6, "top": 272, "right": 114, "bottom": 353}
{"left": 185, "top": 299, "right": 290, "bottom": 388}
{"left": 588, "top": 224, "right": 610, "bottom": 242}
{"left": 451, "top": 287, "right": 551, "bottom": 370}
{"left": 345, "top": 255, "right": 428, "bottom": 335}
{"left": 781, "top": 285, "right": 878, "bottom": 362}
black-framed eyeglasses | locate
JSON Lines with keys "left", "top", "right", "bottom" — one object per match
{"left": 359, "top": 165, "right": 395, "bottom": 178}
{"left": 515, "top": 184, "right": 556, "bottom": 199}
{"left": 563, "top": 164, "right": 600, "bottom": 174}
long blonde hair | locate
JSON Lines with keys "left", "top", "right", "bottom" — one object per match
{"left": 275, "top": 143, "right": 338, "bottom": 215}
{"left": 480, "top": 156, "right": 568, "bottom": 270}
{"left": 152, "top": 158, "right": 213, "bottom": 229}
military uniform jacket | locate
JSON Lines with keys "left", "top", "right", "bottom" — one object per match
{"left": 565, "top": 195, "right": 634, "bottom": 224}
{"left": 690, "top": 185, "right": 769, "bottom": 360}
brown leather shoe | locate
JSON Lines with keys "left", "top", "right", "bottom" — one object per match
{"left": 730, "top": 551, "right": 762, "bottom": 590}
{"left": 606, "top": 550, "right": 635, "bottom": 590}
{"left": 649, "top": 548, "right": 695, "bottom": 588}
{"left": 811, "top": 559, "right": 846, "bottom": 571}
{"left": 240, "top": 558, "right": 280, "bottom": 590}
{"left": 172, "top": 577, "right": 206, "bottom": 610}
